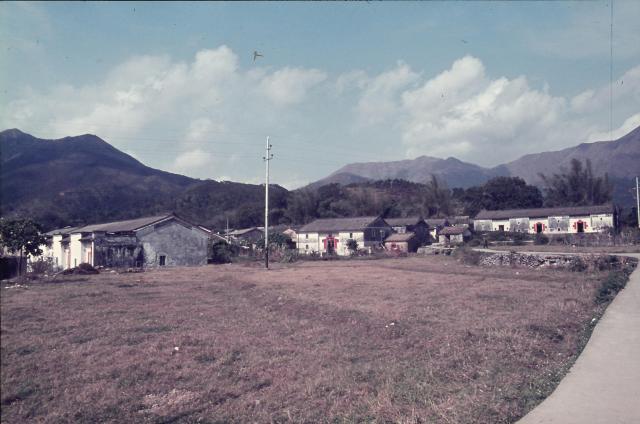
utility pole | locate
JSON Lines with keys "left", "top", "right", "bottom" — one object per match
{"left": 636, "top": 176, "right": 640, "bottom": 229}
{"left": 263, "top": 137, "right": 273, "bottom": 268}
{"left": 226, "top": 217, "right": 229, "bottom": 243}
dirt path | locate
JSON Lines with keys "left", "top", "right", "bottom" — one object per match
{"left": 476, "top": 249, "right": 640, "bottom": 423}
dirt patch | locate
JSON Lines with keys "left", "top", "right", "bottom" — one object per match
{"left": 0, "top": 255, "right": 623, "bottom": 423}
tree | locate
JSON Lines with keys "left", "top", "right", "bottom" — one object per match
{"left": 540, "top": 159, "right": 612, "bottom": 207}
{"left": 423, "top": 175, "right": 452, "bottom": 217}
{"left": 347, "top": 238, "right": 359, "bottom": 254}
{"left": 0, "top": 218, "right": 47, "bottom": 276}
{"left": 453, "top": 177, "right": 543, "bottom": 216}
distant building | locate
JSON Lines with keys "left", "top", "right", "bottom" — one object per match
{"left": 473, "top": 204, "right": 615, "bottom": 234}
{"left": 384, "top": 232, "right": 418, "bottom": 253}
{"left": 297, "top": 216, "right": 393, "bottom": 256}
{"left": 438, "top": 226, "right": 471, "bottom": 245}
{"left": 42, "top": 213, "right": 211, "bottom": 270}
{"left": 384, "top": 217, "right": 432, "bottom": 246}
{"left": 227, "top": 227, "right": 264, "bottom": 244}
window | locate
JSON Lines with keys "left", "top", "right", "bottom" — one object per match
{"left": 349, "top": 233, "right": 353, "bottom": 239}
{"left": 305, "top": 234, "right": 308, "bottom": 239}
{"left": 159, "top": 255, "right": 166, "bottom": 266}
{"left": 305, "top": 244, "right": 309, "bottom": 250}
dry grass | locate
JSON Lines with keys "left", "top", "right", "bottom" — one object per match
{"left": 0, "top": 256, "right": 617, "bottom": 423}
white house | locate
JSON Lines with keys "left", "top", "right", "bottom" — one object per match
{"left": 297, "top": 216, "right": 393, "bottom": 256}
{"left": 473, "top": 204, "right": 615, "bottom": 234}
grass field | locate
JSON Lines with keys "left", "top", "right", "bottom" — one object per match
{"left": 0, "top": 256, "right": 621, "bottom": 423}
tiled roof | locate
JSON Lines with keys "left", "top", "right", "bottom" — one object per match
{"left": 424, "top": 218, "right": 447, "bottom": 227}
{"left": 474, "top": 204, "right": 614, "bottom": 220}
{"left": 385, "top": 232, "right": 416, "bottom": 242}
{"left": 228, "top": 227, "right": 263, "bottom": 236}
{"left": 439, "top": 226, "right": 467, "bottom": 235}
{"left": 48, "top": 213, "right": 205, "bottom": 235}
{"left": 385, "top": 217, "right": 425, "bottom": 227}
{"left": 46, "top": 226, "right": 84, "bottom": 236}
{"left": 76, "top": 214, "right": 175, "bottom": 233}
{"left": 299, "top": 216, "right": 386, "bottom": 232}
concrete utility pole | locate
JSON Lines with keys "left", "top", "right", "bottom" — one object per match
{"left": 263, "top": 137, "right": 273, "bottom": 268}
{"left": 636, "top": 176, "right": 640, "bottom": 229}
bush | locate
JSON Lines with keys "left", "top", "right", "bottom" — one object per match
{"left": 511, "top": 232, "right": 528, "bottom": 246}
{"left": 467, "top": 238, "right": 482, "bottom": 247}
{"left": 567, "top": 257, "right": 587, "bottom": 272}
{"left": 29, "top": 258, "right": 53, "bottom": 274}
{"left": 62, "top": 263, "right": 99, "bottom": 275}
{"left": 454, "top": 246, "right": 483, "bottom": 265}
{"left": 596, "top": 271, "right": 628, "bottom": 304}
{"left": 280, "top": 250, "right": 299, "bottom": 263}
{"left": 209, "top": 241, "right": 238, "bottom": 264}
{"left": 534, "top": 234, "right": 549, "bottom": 245}
{"left": 347, "top": 239, "right": 359, "bottom": 254}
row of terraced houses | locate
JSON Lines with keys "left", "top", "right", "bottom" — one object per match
{"left": 40, "top": 204, "right": 615, "bottom": 268}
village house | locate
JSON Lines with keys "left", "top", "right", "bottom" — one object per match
{"left": 226, "top": 227, "right": 264, "bottom": 244}
{"left": 297, "top": 216, "right": 393, "bottom": 256}
{"left": 473, "top": 204, "right": 615, "bottom": 234}
{"left": 384, "top": 232, "right": 419, "bottom": 253}
{"left": 438, "top": 226, "right": 472, "bottom": 245}
{"left": 41, "top": 213, "right": 211, "bottom": 270}
{"left": 384, "top": 217, "right": 432, "bottom": 246}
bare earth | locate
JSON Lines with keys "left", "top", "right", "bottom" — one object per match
{"left": 0, "top": 256, "right": 613, "bottom": 423}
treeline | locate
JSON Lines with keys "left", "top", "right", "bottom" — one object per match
{"left": 216, "top": 158, "right": 618, "bottom": 230}
{"left": 21, "top": 158, "right": 628, "bottom": 232}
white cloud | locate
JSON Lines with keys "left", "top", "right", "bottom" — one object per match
{"left": 398, "top": 56, "right": 569, "bottom": 163}
{"left": 1, "top": 44, "right": 638, "bottom": 183}
{"left": 587, "top": 112, "right": 640, "bottom": 142}
{"left": 356, "top": 61, "right": 419, "bottom": 126}
{"left": 259, "top": 67, "right": 327, "bottom": 105}
{"left": 171, "top": 149, "right": 213, "bottom": 175}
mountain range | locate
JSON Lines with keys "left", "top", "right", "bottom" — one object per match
{"left": 1, "top": 126, "right": 638, "bottom": 230}
{"left": 0, "top": 129, "right": 287, "bottom": 230}
{"left": 311, "top": 126, "right": 640, "bottom": 189}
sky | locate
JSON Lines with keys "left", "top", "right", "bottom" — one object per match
{"left": 1, "top": 1, "right": 639, "bottom": 188}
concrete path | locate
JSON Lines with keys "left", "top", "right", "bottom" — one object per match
{"left": 475, "top": 249, "right": 640, "bottom": 423}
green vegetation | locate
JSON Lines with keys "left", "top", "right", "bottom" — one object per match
{"left": 0, "top": 218, "right": 47, "bottom": 276}
{"left": 540, "top": 158, "right": 612, "bottom": 207}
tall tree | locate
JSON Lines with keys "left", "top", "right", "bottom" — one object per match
{"left": 540, "top": 159, "right": 612, "bottom": 207}
{"left": 453, "top": 177, "right": 543, "bottom": 216}
{"left": 423, "top": 175, "right": 452, "bottom": 217}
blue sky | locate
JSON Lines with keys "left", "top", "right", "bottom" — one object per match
{"left": 1, "top": 1, "right": 639, "bottom": 188}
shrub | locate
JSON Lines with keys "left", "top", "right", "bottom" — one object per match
{"left": 454, "top": 246, "right": 483, "bottom": 265}
{"left": 595, "top": 271, "right": 628, "bottom": 304}
{"left": 534, "top": 234, "right": 549, "bottom": 245}
{"left": 467, "top": 238, "right": 482, "bottom": 247}
{"left": 280, "top": 250, "right": 299, "bottom": 263}
{"left": 347, "top": 239, "right": 359, "bottom": 254}
{"left": 29, "top": 258, "right": 53, "bottom": 275}
{"left": 511, "top": 232, "right": 528, "bottom": 246}
{"left": 209, "top": 241, "right": 237, "bottom": 264}
{"left": 567, "top": 257, "right": 587, "bottom": 272}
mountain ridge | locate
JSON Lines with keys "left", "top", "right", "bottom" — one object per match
{"left": 309, "top": 127, "right": 640, "bottom": 207}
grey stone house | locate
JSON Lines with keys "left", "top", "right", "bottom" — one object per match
{"left": 42, "top": 213, "right": 212, "bottom": 269}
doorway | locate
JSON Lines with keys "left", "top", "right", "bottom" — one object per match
{"left": 577, "top": 222, "right": 584, "bottom": 233}
{"left": 159, "top": 255, "right": 166, "bottom": 266}
{"left": 535, "top": 223, "right": 543, "bottom": 234}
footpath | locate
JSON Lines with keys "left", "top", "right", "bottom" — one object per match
{"left": 475, "top": 249, "right": 640, "bottom": 424}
